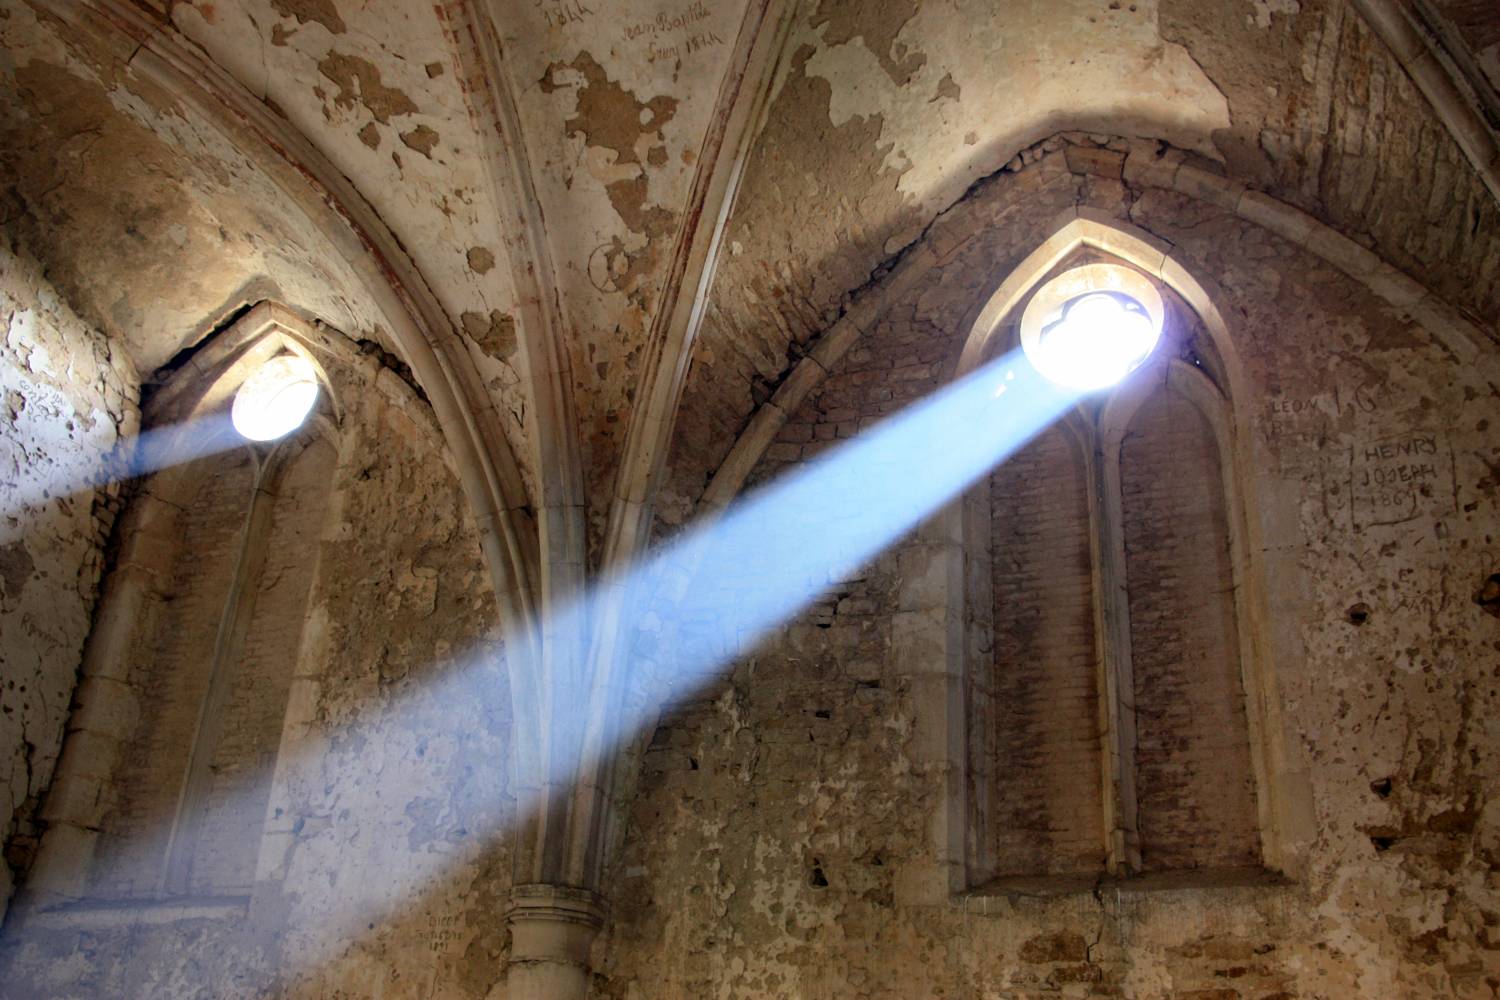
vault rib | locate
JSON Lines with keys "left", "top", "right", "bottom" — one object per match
{"left": 451, "top": 0, "right": 592, "bottom": 885}
{"left": 566, "top": 0, "right": 798, "bottom": 889}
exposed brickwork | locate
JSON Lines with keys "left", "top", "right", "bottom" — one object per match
{"left": 190, "top": 435, "right": 337, "bottom": 894}
{"left": 92, "top": 452, "right": 256, "bottom": 898}
{"left": 987, "top": 426, "right": 1106, "bottom": 876}
{"left": 1120, "top": 390, "right": 1259, "bottom": 872}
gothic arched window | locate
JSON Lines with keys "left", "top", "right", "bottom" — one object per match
{"left": 91, "top": 429, "right": 336, "bottom": 899}
{"left": 26, "top": 312, "right": 343, "bottom": 911}
{"left": 968, "top": 250, "right": 1276, "bottom": 890}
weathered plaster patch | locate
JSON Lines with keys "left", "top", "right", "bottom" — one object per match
{"left": 540, "top": 50, "right": 680, "bottom": 246}
{"left": 317, "top": 51, "right": 419, "bottom": 123}
{"left": 270, "top": 0, "right": 346, "bottom": 35}
{"left": 810, "top": 0, "right": 926, "bottom": 86}
{"left": 466, "top": 247, "right": 495, "bottom": 275}
{"left": 932, "top": 71, "right": 960, "bottom": 103}
{"left": 462, "top": 310, "right": 518, "bottom": 360}
{"left": 1250, "top": 0, "right": 1301, "bottom": 30}
{"left": 400, "top": 123, "right": 439, "bottom": 157}
{"left": 541, "top": 51, "right": 679, "bottom": 168}
{"left": 800, "top": 0, "right": 1229, "bottom": 217}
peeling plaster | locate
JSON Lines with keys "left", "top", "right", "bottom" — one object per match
{"left": 799, "top": 0, "right": 1231, "bottom": 219}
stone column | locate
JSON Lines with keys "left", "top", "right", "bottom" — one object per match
{"left": 21, "top": 490, "right": 177, "bottom": 909}
{"left": 890, "top": 501, "right": 970, "bottom": 905}
{"left": 505, "top": 883, "right": 606, "bottom": 1000}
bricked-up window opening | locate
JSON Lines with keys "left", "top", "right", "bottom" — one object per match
{"left": 984, "top": 422, "right": 1107, "bottom": 877}
{"left": 976, "top": 301, "right": 1268, "bottom": 887}
{"left": 1120, "top": 390, "right": 1259, "bottom": 872}
{"left": 89, "top": 426, "right": 336, "bottom": 900}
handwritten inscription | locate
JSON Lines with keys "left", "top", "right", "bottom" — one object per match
{"left": 536, "top": 0, "right": 593, "bottom": 29}
{"left": 624, "top": 2, "right": 710, "bottom": 41}
{"left": 426, "top": 913, "right": 462, "bottom": 954}
{"left": 1350, "top": 431, "right": 1454, "bottom": 529}
{"left": 648, "top": 30, "right": 724, "bottom": 61}
{"left": 1263, "top": 395, "right": 1333, "bottom": 442}
{"left": 1266, "top": 397, "right": 1318, "bottom": 416}
{"left": 622, "top": 1, "right": 724, "bottom": 61}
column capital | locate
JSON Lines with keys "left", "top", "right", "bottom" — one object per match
{"left": 506, "top": 882, "right": 607, "bottom": 930}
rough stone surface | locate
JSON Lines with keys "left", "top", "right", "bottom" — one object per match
{"left": 0, "top": 230, "right": 138, "bottom": 924}
{"left": 1, "top": 1, "right": 1499, "bottom": 996}
{"left": 598, "top": 153, "right": 1500, "bottom": 999}
{"left": 0, "top": 353, "right": 512, "bottom": 998}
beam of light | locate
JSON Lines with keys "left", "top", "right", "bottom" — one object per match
{"left": 571, "top": 346, "right": 1082, "bottom": 781}
{"left": 2, "top": 412, "right": 244, "bottom": 520}
{"left": 276, "top": 347, "right": 1081, "bottom": 977}
{"left": 6, "top": 355, "right": 319, "bottom": 522}
{"left": 12, "top": 349, "right": 1087, "bottom": 986}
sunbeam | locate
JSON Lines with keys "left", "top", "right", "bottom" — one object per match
{"left": 572, "top": 347, "right": 1081, "bottom": 776}
{"left": 263, "top": 347, "right": 1080, "bottom": 978}
{"left": 3, "top": 412, "right": 244, "bottom": 519}
{"left": 18, "top": 348, "right": 1084, "bottom": 984}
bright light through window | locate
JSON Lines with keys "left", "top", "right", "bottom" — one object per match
{"left": 1019, "top": 264, "right": 1164, "bottom": 391}
{"left": 231, "top": 354, "right": 320, "bottom": 441}
{"left": 1033, "top": 292, "right": 1160, "bottom": 390}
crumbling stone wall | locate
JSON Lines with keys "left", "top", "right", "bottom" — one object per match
{"left": 0, "top": 228, "right": 138, "bottom": 922}
{"left": 0, "top": 347, "right": 514, "bottom": 999}
{"left": 598, "top": 147, "right": 1500, "bottom": 998}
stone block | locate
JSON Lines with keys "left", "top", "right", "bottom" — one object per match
{"left": 23, "top": 822, "right": 99, "bottom": 901}
{"left": 1064, "top": 144, "right": 1126, "bottom": 179}
{"left": 770, "top": 358, "right": 827, "bottom": 414}
{"left": 68, "top": 676, "right": 140, "bottom": 739}
{"left": 1237, "top": 190, "right": 1315, "bottom": 246}
{"left": 1173, "top": 165, "right": 1247, "bottom": 212}
{"left": 893, "top": 858, "right": 960, "bottom": 907}
{"left": 1122, "top": 147, "right": 1181, "bottom": 190}
{"left": 1406, "top": 295, "right": 1484, "bottom": 362}
{"left": 1364, "top": 263, "right": 1427, "bottom": 309}
{"left": 907, "top": 675, "right": 963, "bottom": 767}
{"left": 52, "top": 729, "right": 120, "bottom": 782}
{"left": 809, "top": 317, "right": 862, "bottom": 370}
{"left": 1307, "top": 225, "right": 1380, "bottom": 277}
{"left": 37, "top": 771, "right": 105, "bottom": 827}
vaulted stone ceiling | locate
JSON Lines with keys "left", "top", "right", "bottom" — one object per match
{"left": 2, "top": 0, "right": 1497, "bottom": 560}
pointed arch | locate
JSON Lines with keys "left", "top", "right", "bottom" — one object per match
{"left": 957, "top": 208, "right": 1247, "bottom": 404}
{"left": 960, "top": 216, "right": 1302, "bottom": 886}
{"left": 40, "top": 0, "right": 539, "bottom": 652}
